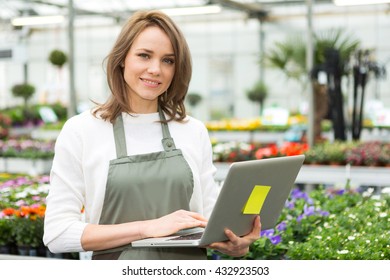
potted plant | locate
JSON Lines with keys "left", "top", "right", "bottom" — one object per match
{"left": 11, "top": 83, "right": 36, "bottom": 108}
{"left": 361, "top": 141, "right": 382, "bottom": 167}
{"left": 246, "top": 80, "right": 268, "bottom": 116}
{"left": 303, "top": 144, "right": 328, "bottom": 165}
{"left": 12, "top": 214, "right": 44, "bottom": 256}
{"left": 48, "top": 49, "right": 68, "bottom": 104}
{"left": 322, "top": 141, "right": 348, "bottom": 165}
{"left": 379, "top": 144, "right": 390, "bottom": 167}
{"left": 48, "top": 49, "right": 68, "bottom": 68}
{"left": 0, "top": 113, "right": 11, "bottom": 139}
{"left": 303, "top": 148, "right": 320, "bottom": 165}
{"left": 186, "top": 92, "right": 202, "bottom": 117}
{"left": 265, "top": 28, "right": 360, "bottom": 142}
{"left": 346, "top": 141, "right": 383, "bottom": 167}
{"left": 0, "top": 218, "right": 14, "bottom": 254}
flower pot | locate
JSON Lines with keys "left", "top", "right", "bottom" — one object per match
{"left": 37, "top": 244, "right": 47, "bottom": 257}
{"left": 28, "top": 248, "right": 38, "bottom": 256}
{"left": 17, "top": 245, "right": 30, "bottom": 256}
{"left": 46, "top": 249, "right": 64, "bottom": 259}
{"left": 0, "top": 245, "right": 11, "bottom": 254}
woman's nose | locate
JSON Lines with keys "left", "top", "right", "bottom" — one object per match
{"left": 147, "top": 60, "right": 161, "bottom": 75}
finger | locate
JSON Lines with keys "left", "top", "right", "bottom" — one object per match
{"left": 207, "top": 241, "right": 230, "bottom": 251}
{"left": 179, "top": 219, "right": 207, "bottom": 230}
{"left": 188, "top": 211, "right": 208, "bottom": 222}
{"left": 224, "top": 229, "right": 240, "bottom": 245}
{"left": 250, "top": 216, "right": 261, "bottom": 237}
{"left": 189, "top": 220, "right": 207, "bottom": 228}
{"left": 208, "top": 242, "right": 248, "bottom": 258}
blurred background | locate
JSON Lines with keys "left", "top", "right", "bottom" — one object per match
{"left": 0, "top": 1, "right": 388, "bottom": 123}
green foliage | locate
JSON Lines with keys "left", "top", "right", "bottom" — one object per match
{"left": 246, "top": 80, "right": 269, "bottom": 116}
{"left": 48, "top": 49, "right": 68, "bottom": 67}
{"left": 186, "top": 93, "right": 202, "bottom": 107}
{"left": 1, "top": 103, "right": 67, "bottom": 127}
{"left": 12, "top": 217, "right": 44, "bottom": 247}
{"left": 0, "top": 113, "right": 11, "bottom": 139}
{"left": 11, "top": 83, "right": 36, "bottom": 106}
{"left": 266, "top": 37, "right": 306, "bottom": 83}
{"left": 208, "top": 186, "right": 390, "bottom": 260}
{"left": 314, "top": 28, "right": 360, "bottom": 67}
{"left": 346, "top": 141, "right": 389, "bottom": 166}
{"left": 0, "top": 138, "right": 55, "bottom": 159}
{"left": 287, "top": 194, "right": 389, "bottom": 260}
{"left": 246, "top": 81, "right": 268, "bottom": 103}
{"left": 303, "top": 141, "right": 389, "bottom": 166}
{"left": 265, "top": 28, "right": 361, "bottom": 86}
{"left": 0, "top": 218, "right": 14, "bottom": 246}
{"left": 48, "top": 102, "right": 67, "bottom": 120}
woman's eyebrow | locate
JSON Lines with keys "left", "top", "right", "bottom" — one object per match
{"left": 135, "top": 48, "right": 175, "bottom": 57}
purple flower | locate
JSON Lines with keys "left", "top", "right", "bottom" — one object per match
{"left": 303, "top": 204, "right": 315, "bottom": 216}
{"left": 260, "top": 229, "right": 274, "bottom": 238}
{"left": 319, "top": 210, "right": 330, "bottom": 216}
{"left": 15, "top": 200, "right": 26, "bottom": 206}
{"left": 290, "top": 188, "right": 304, "bottom": 199}
{"left": 38, "top": 175, "right": 50, "bottom": 183}
{"left": 270, "top": 235, "right": 282, "bottom": 245}
{"left": 290, "top": 188, "right": 313, "bottom": 204}
{"left": 335, "top": 189, "right": 345, "bottom": 195}
{"left": 260, "top": 229, "right": 282, "bottom": 245}
{"left": 276, "top": 221, "right": 287, "bottom": 231}
{"left": 285, "top": 201, "right": 295, "bottom": 209}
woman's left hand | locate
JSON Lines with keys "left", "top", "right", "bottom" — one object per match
{"left": 207, "top": 215, "right": 261, "bottom": 258}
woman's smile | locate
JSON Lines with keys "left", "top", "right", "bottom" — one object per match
{"left": 140, "top": 78, "right": 162, "bottom": 88}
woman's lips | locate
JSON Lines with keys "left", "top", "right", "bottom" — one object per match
{"left": 140, "top": 78, "right": 161, "bottom": 88}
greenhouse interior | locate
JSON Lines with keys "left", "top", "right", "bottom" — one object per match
{"left": 0, "top": 0, "right": 389, "bottom": 261}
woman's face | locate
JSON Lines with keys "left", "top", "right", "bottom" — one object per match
{"left": 123, "top": 26, "right": 175, "bottom": 113}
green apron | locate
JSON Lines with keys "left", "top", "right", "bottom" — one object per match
{"left": 92, "top": 109, "right": 206, "bottom": 260}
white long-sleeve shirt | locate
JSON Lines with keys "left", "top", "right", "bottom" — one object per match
{"left": 43, "top": 110, "right": 219, "bottom": 253}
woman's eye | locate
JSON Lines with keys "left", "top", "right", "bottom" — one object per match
{"left": 163, "top": 58, "right": 175, "bottom": 64}
{"left": 138, "top": 53, "right": 149, "bottom": 59}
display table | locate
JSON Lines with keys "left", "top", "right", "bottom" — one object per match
{"left": 214, "top": 163, "right": 390, "bottom": 188}
{"left": 0, "top": 157, "right": 52, "bottom": 174}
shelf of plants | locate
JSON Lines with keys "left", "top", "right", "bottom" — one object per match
{"left": 1, "top": 136, "right": 389, "bottom": 260}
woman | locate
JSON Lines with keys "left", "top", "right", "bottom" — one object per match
{"left": 43, "top": 10, "right": 260, "bottom": 260}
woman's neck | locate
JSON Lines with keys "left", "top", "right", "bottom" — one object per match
{"left": 128, "top": 97, "right": 158, "bottom": 114}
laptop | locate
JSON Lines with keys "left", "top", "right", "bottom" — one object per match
{"left": 132, "top": 155, "right": 305, "bottom": 248}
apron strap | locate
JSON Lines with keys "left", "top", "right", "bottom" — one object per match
{"left": 113, "top": 114, "right": 128, "bottom": 158}
{"left": 159, "top": 107, "right": 177, "bottom": 152}
{"left": 113, "top": 109, "right": 177, "bottom": 158}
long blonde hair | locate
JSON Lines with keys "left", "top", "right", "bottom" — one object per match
{"left": 93, "top": 10, "right": 192, "bottom": 123}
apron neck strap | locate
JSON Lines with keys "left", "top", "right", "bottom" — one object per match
{"left": 113, "top": 109, "right": 177, "bottom": 158}
{"left": 113, "top": 114, "right": 128, "bottom": 158}
{"left": 159, "top": 107, "right": 176, "bottom": 152}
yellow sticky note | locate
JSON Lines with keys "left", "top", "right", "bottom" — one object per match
{"left": 243, "top": 185, "right": 271, "bottom": 214}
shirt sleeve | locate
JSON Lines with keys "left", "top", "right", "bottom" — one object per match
{"left": 198, "top": 123, "right": 219, "bottom": 219}
{"left": 43, "top": 117, "right": 88, "bottom": 253}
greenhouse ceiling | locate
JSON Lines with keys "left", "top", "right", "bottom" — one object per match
{"left": 0, "top": 1, "right": 354, "bottom": 22}
{"left": 0, "top": 0, "right": 388, "bottom": 27}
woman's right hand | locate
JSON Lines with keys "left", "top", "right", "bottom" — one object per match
{"left": 141, "top": 210, "right": 208, "bottom": 239}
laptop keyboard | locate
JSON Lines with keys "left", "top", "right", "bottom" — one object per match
{"left": 169, "top": 231, "right": 203, "bottom": 241}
